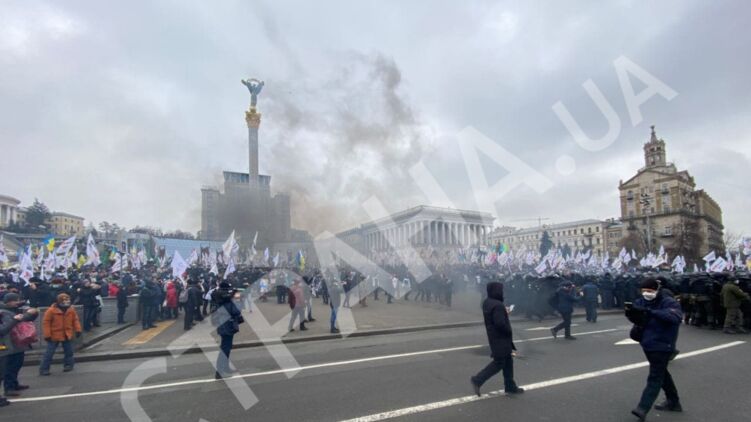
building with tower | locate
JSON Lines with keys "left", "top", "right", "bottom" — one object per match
{"left": 612, "top": 126, "right": 724, "bottom": 261}
{"left": 200, "top": 80, "right": 309, "bottom": 250}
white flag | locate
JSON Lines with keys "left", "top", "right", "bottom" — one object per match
{"left": 222, "top": 230, "right": 239, "bottom": 261}
{"left": 188, "top": 249, "right": 198, "bottom": 266}
{"left": 709, "top": 257, "right": 726, "bottom": 272}
{"left": 534, "top": 260, "right": 547, "bottom": 274}
{"left": 223, "top": 257, "right": 236, "bottom": 280}
{"left": 273, "top": 252, "right": 280, "bottom": 267}
{"left": 56, "top": 236, "right": 77, "bottom": 255}
{"left": 702, "top": 251, "right": 716, "bottom": 263}
{"left": 86, "top": 234, "right": 100, "bottom": 266}
{"left": 111, "top": 254, "right": 123, "bottom": 273}
{"left": 264, "top": 247, "right": 270, "bottom": 264}
{"left": 171, "top": 250, "right": 188, "bottom": 280}
{"left": 19, "top": 253, "right": 34, "bottom": 283}
{"left": 209, "top": 262, "right": 219, "bottom": 276}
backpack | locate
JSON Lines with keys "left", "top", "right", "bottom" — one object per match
{"left": 11, "top": 321, "right": 38, "bottom": 348}
{"left": 179, "top": 289, "right": 190, "bottom": 304}
{"left": 547, "top": 292, "right": 559, "bottom": 309}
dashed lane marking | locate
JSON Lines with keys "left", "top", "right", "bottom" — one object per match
{"left": 12, "top": 328, "right": 619, "bottom": 403}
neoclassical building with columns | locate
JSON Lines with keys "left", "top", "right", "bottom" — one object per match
{"left": 338, "top": 205, "right": 495, "bottom": 256}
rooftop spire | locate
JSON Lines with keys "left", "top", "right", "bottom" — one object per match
{"left": 650, "top": 125, "right": 657, "bottom": 142}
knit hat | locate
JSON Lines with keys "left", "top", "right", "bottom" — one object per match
{"left": 219, "top": 281, "right": 231, "bottom": 289}
{"left": 3, "top": 292, "right": 20, "bottom": 304}
{"left": 640, "top": 278, "right": 660, "bottom": 290}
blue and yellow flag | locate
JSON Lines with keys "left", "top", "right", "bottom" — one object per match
{"left": 43, "top": 235, "right": 55, "bottom": 252}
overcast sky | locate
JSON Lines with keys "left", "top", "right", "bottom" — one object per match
{"left": 1, "top": 1, "right": 749, "bottom": 239}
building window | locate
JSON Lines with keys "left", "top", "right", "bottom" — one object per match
{"left": 664, "top": 226, "right": 672, "bottom": 236}
{"left": 596, "top": 226, "right": 600, "bottom": 232}
{"left": 629, "top": 211, "right": 635, "bottom": 217}
{"left": 663, "top": 205, "right": 670, "bottom": 213}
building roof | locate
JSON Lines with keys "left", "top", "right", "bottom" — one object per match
{"left": 0, "top": 194, "right": 21, "bottom": 206}
{"left": 504, "top": 219, "right": 607, "bottom": 236}
{"left": 361, "top": 205, "right": 494, "bottom": 229}
{"left": 51, "top": 211, "right": 85, "bottom": 220}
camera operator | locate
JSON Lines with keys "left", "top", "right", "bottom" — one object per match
{"left": 625, "top": 277, "right": 683, "bottom": 421}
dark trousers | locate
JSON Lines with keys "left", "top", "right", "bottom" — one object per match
{"left": 216, "top": 334, "right": 234, "bottom": 375}
{"left": 184, "top": 306, "right": 195, "bottom": 330}
{"left": 602, "top": 290, "right": 613, "bottom": 309}
{"left": 472, "top": 354, "right": 518, "bottom": 391}
{"left": 553, "top": 312, "right": 573, "bottom": 336}
{"left": 3, "top": 352, "right": 24, "bottom": 392}
{"left": 142, "top": 305, "right": 155, "bottom": 328}
{"left": 117, "top": 306, "right": 127, "bottom": 323}
{"left": 585, "top": 301, "right": 598, "bottom": 322}
{"left": 638, "top": 351, "right": 680, "bottom": 411}
{"left": 83, "top": 306, "right": 97, "bottom": 331}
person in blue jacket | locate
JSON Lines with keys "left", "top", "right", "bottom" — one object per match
{"left": 627, "top": 277, "right": 683, "bottom": 421}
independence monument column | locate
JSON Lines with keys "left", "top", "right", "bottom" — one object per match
{"left": 241, "top": 78, "right": 264, "bottom": 188}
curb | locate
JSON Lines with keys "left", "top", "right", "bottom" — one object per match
{"left": 22, "top": 309, "right": 624, "bottom": 366}
{"left": 23, "top": 323, "right": 135, "bottom": 367}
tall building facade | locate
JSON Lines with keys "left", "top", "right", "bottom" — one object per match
{"left": 200, "top": 81, "right": 300, "bottom": 249}
{"left": 617, "top": 126, "right": 723, "bottom": 259}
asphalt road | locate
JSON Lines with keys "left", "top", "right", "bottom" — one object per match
{"left": 4, "top": 314, "right": 750, "bottom": 422}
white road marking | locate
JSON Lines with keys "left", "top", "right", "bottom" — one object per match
{"left": 615, "top": 338, "right": 639, "bottom": 345}
{"left": 526, "top": 324, "right": 579, "bottom": 331}
{"left": 12, "top": 328, "right": 619, "bottom": 403}
{"left": 339, "top": 341, "right": 746, "bottom": 422}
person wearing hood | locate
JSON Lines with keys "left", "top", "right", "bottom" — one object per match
{"left": 39, "top": 293, "right": 82, "bottom": 376}
{"left": 470, "top": 282, "right": 524, "bottom": 396}
{"left": 627, "top": 278, "right": 683, "bottom": 421}
{"left": 0, "top": 293, "right": 38, "bottom": 398}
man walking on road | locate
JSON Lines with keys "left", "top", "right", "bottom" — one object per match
{"left": 470, "top": 282, "right": 524, "bottom": 396}
{"left": 551, "top": 281, "right": 579, "bottom": 339}
{"left": 626, "top": 277, "right": 683, "bottom": 421}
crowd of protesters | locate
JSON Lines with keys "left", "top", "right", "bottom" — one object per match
{"left": 1, "top": 254, "right": 750, "bottom": 407}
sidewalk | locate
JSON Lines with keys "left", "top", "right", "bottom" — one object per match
{"left": 23, "top": 291, "right": 623, "bottom": 365}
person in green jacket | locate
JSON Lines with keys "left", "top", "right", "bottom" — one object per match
{"left": 721, "top": 278, "right": 750, "bottom": 334}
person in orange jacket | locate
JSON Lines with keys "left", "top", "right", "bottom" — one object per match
{"left": 39, "top": 293, "right": 81, "bottom": 376}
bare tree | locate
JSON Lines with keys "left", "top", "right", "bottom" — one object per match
{"left": 723, "top": 231, "right": 743, "bottom": 254}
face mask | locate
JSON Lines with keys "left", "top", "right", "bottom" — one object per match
{"left": 642, "top": 291, "right": 657, "bottom": 301}
{"left": 59, "top": 301, "right": 71, "bottom": 308}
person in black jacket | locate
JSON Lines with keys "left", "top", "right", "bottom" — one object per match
{"left": 627, "top": 277, "right": 683, "bottom": 421}
{"left": 77, "top": 280, "right": 100, "bottom": 332}
{"left": 212, "top": 282, "right": 243, "bottom": 379}
{"left": 116, "top": 282, "right": 128, "bottom": 324}
{"left": 551, "top": 281, "right": 579, "bottom": 340}
{"left": 183, "top": 279, "right": 200, "bottom": 330}
{"left": 470, "top": 282, "right": 524, "bottom": 396}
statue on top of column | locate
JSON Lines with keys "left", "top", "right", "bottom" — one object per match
{"left": 241, "top": 78, "right": 265, "bottom": 108}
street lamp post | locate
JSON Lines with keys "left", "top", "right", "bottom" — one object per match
{"left": 640, "top": 193, "right": 652, "bottom": 253}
